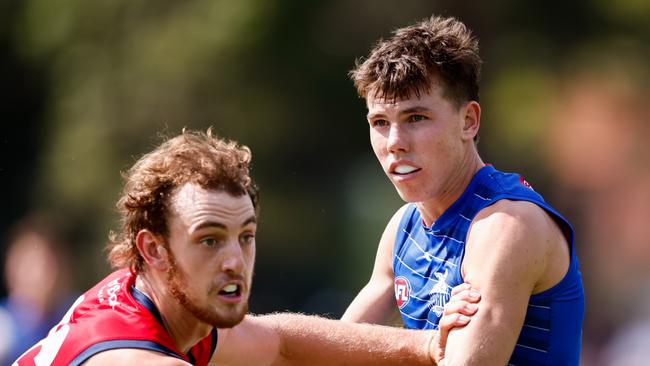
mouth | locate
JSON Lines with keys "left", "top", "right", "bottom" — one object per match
{"left": 217, "top": 282, "right": 244, "bottom": 302}
{"left": 390, "top": 163, "right": 421, "bottom": 176}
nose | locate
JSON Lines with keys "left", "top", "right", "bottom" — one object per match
{"left": 220, "top": 241, "right": 245, "bottom": 274}
{"left": 386, "top": 124, "right": 408, "bottom": 153}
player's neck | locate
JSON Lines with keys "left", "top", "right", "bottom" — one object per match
{"left": 417, "top": 153, "right": 484, "bottom": 227}
{"left": 135, "top": 273, "right": 211, "bottom": 354}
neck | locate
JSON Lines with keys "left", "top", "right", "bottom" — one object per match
{"left": 417, "top": 151, "right": 484, "bottom": 226}
{"left": 135, "top": 272, "right": 211, "bottom": 353}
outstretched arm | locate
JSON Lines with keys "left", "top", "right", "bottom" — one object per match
{"left": 213, "top": 313, "right": 437, "bottom": 366}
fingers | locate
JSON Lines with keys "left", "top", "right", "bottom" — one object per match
{"left": 440, "top": 313, "right": 471, "bottom": 329}
{"left": 439, "top": 283, "right": 480, "bottom": 333}
{"left": 436, "top": 283, "right": 481, "bottom": 344}
{"left": 450, "top": 286, "right": 481, "bottom": 304}
{"left": 444, "top": 298, "right": 478, "bottom": 317}
{"left": 435, "top": 309, "right": 473, "bottom": 362}
{"left": 437, "top": 312, "right": 471, "bottom": 346}
{"left": 451, "top": 282, "right": 471, "bottom": 296}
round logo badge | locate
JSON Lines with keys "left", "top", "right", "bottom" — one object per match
{"left": 394, "top": 276, "right": 411, "bottom": 309}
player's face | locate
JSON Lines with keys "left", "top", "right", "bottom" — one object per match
{"left": 165, "top": 183, "right": 256, "bottom": 328}
{"left": 366, "top": 83, "right": 475, "bottom": 205}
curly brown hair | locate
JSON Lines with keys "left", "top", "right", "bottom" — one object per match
{"left": 107, "top": 129, "right": 259, "bottom": 273}
{"left": 350, "top": 15, "right": 481, "bottom": 108}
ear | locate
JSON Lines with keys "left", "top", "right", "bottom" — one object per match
{"left": 135, "top": 229, "right": 169, "bottom": 271}
{"left": 461, "top": 101, "right": 481, "bottom": 142}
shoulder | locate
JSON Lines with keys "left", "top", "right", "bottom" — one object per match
{"left": 463, "top": 200, "right": 559, "bottom": 287}
{"left": 385, "top": 203, "right": 413, "bottom": 231}
{"left": 473, "top": 199, "right": 556, "bottom": 239}
{"left": 82, "top": 349, "right": 190, "bottom": 366}
{"left": 370, "top": 204, "right": 413, "bottom": 272}
{"left": 472, "top": 199, "right": 559, "bottom": 251}
{"left": 379, "top": 203, "right": 413, "bottom": 247}
{"left": 391, "top": 203, "right": 412, "bottom": 222}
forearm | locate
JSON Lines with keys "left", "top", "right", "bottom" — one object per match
{"left": 443, "top": 305, "right": 522, "bottom": 365}
{"left": 261, "top": 313, "right": 436, "bottom": 366}
{"left": 445, "top": 330, "right": 510, "bottom": 365}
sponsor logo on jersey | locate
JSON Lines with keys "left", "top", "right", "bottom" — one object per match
{"left": 97, "top": 278, "right": 122, "bottom": 309}
{"left": 428, "top": 269, "right": 451, "bottom": 317}
{"left": 394, "top": 276, "right": 411, "bottom": 309}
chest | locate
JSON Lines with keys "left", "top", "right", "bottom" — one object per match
{"left": 393, "top": 225, "right": 467, "bottom": 329}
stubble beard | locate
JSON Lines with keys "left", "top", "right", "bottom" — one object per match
{"left": 166, "top": 251, "right": 248, "bottom": 328}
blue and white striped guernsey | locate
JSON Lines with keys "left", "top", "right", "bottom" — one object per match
{"left": 393, "top": 165, "right": 584, "bottom": 365}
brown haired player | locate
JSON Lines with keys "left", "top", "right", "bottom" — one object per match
{"left": 343, "top": 15, "right": 584, "bottom": 365}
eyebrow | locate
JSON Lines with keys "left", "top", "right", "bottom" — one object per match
{"left": 366, "top": 111, "right": 385, "bottom": 120}
{"left": 399, "top": 106, "right": 431, "bottom": 115}
{"left": 242, "top": 216, "right": 257, "bottom": 227}
{"left": 193, "top": 216, "right": 257, "bottom": 232}
{"left": 367, "top": 106, "right": 432, "bottom": 120}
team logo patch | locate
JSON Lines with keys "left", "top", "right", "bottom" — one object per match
{"left": 394, "top": 276, "right": 411, "bottom": 309}
{"left": 428, "top": 270, "right": 452, "bottom": 317}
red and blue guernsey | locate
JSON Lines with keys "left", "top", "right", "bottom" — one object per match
{"left": 393, "top": 165, "right": 584, "bottom": 366}
{"left": 13, "top": 269, "right": 217, "bottom": 366}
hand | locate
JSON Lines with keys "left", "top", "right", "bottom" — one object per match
{"left": 429, "top": 283, "right": 481, "bottom": 364}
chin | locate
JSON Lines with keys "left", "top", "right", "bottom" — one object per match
{"left": 211, "top": 307, "right": 248, "bottom": 328}
{"left": 213, "top": 299, "right": 250, "bottom": 325}
{"left": 172, "top": 287, "right": 249, "bottom": 328}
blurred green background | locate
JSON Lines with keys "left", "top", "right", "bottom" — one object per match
{"left": 1, "top": 0, "right": 648, "bottom": 364}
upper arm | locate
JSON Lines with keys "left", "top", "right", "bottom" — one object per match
{"left": 82, "top": 349, "right": 191, "bottom": 366}
{"left": 211, "top": 315, "right": 281, "bottom": 366}
{"left": 341, "top": 205, "right": 408, "bottom": 324}
{"left": 444, "top": 200, "right": 557, "bottom": 365}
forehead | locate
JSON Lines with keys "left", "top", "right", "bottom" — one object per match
{"left": 366, "top": 82, "right": 447, "bottom": 110}
{"left": 170, "top": 183, "right": 255, "bottom": 227}
{"left": 366, "top": 79, "right": 445, "bottom": 107}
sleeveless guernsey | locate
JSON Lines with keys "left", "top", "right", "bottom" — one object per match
{"left": 393, "top": 165, "right": 584, "bottom": 365}
{"left": 13, "top": 269, "right": 217, "bottom": 366}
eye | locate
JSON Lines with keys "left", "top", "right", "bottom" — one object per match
{"left": 200, "top": 237, "right": 222, "bottom": 247}
{"left": 406, "top": 114, "right": 426, "bottom": 123}
{"left": 240, "top": 233, "right": 256, "bottom": 246}
{"left": 369, "top": 119, "right": 389, "bottom": 128}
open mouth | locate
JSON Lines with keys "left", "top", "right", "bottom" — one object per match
{"left": 392, "top": 164, "right": 421, "bottom": 175}
{"left": 218, "top": 284, "right": 242, "bottom": 298}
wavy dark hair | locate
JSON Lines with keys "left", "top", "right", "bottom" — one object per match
{"left": 350, "top": 15, "right": 482, "bottom": 108}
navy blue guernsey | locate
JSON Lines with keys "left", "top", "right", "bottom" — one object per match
{"left": 392, "top": 165, "right": 584, "bottom": 365}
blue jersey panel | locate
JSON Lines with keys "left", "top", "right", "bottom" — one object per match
{"left": 392, "top": 165, "right": 584, "bottom": 365}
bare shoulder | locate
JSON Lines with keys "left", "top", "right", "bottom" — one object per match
{"left": 465, "top": 199, "right": 569, "bottom": 293}
{"left": 475, "top": 199, "right": 556, "bottom": 231}
{"left": 472, "top": 199, "right": 563, "bottom": 250}
{"left": 377, "top": 203, "right": 412, "bottom": 250}
{"left": 82, "top": 349, "right": 191, "bottom": 366}
{"left": 387, "top": 203, "right": 412, "bottom": 227}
